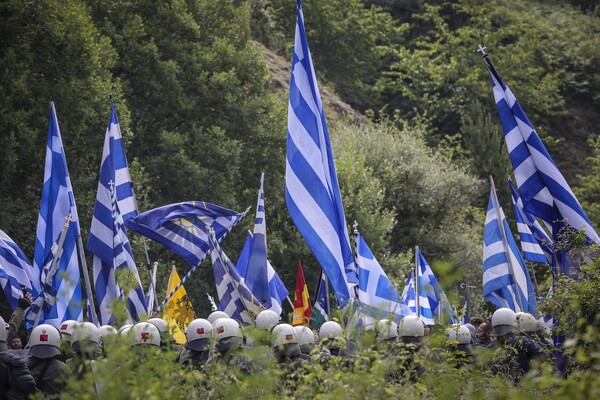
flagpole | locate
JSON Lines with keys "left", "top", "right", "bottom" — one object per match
{"left": 415, "top": 246, "right": 420, "bottom": 319}
{"left": 76, "top": 236, "right": 98, "bottom": 325}
{"left": 324, "top": 272, "right": 331, "bottom": 321}
{"left": 34, "top": 216, "right": 71, "bottom": 328}
{"left": 489, "top": 176, "right": 524, "bottom": 311}
{"left": 149, "top": 261, "right": 159, "bottom": 311}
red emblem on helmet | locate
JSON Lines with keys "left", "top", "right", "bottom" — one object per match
{"left": 196, "top": 328, "right": 205, "bottom": 334}
{"left": 285, "top": 334, "right": 294, "bottom": 341}
{"left": 39, "top": 334, "right": 48, "bottom": 342}
{"left": 141, "top": 332, "right": 150, "bottom": 340}
{"left": 60, "top": 324, "right": 68, "bottom": 331}
{"left": 217, "top": 326, "right": 225, "bottom": 334}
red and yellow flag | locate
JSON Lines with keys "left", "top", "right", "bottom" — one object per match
{"left": 292, "top": 260, "right": 312, "bottom": 326}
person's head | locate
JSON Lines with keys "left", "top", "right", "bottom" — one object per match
{"left": 516, "top": 312, "right": 537, "bottom": 334}
{"left": 491, "top": 308, "right": 517, "bottom": 342}
{"left": 71, "top": 322, "right": 101, "bottom": 355}
{"left": 470, "top": 317, "right": 483, "bottom": 330}
{"left": 8, "top": 336, "right": 22, "bottom": 350}
{"left": 271, "top": 323, "right": 301, "bottom": 359}
{"left": 375, "top": 319, "right": 399, "bottom": 343}
{"left": 213, "top": 318, "right": 243, "bottom": 354}
{"left": 398, "top": 316, "right": 425, "bottom": 344}
{"left": 29, "top": 324, "right": 62, "bottom": 359}
{"left": 185, "top": 319, "right": 213, "bottom": 352}
{"left": 294, "top": 325, "right": 316, "bottom": 355}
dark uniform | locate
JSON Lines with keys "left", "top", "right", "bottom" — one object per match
{"left": 489, "top": 334, "right": 548, "bottom": 381}
{"left": 28, "top": 356, "right": 71, "bottom": 397}
{"left": 0, "top": 351, "right": 37, "bottom": 400}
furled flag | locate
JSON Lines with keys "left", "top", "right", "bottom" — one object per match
{"left": 0, "top": 230, "right": 39, "bottom": 311}
{"left": 400, "top": 270, "right": 435, "bottom": 326}
{"left": 285, "top": 0, "right": 356, "bottom": 307}
{"left": 34, "top": 103, "right": 83, "bottom": 326}
{"left": 483, "top": 181, "right": 537, "bottom": 314}
{"left": 417, "top": 249, "right": 456, "bottom": 323}
{"left": 292, "top": 261, "right": 312, "bottom": 326}
{"left": 209, "top": 229, "right": 263, "bottom": 325}
{"left": 145, "top": 262, "right": 158, "bottom": 312}
{"left": 509, "top": 178, "right": 554, "bottom": 268}
{"left": 25, "top": 218, "right": 71, "bottom": 326}
{"left": 88, "top": 102, "right": 147, "bottom": 325}
{"left": 355, "top": 232, "right": 412, "bottom": 323}
{"left": 235, "top": 232, "right": 289, "bottom": 315}
{"left": 163, "top": 266, "right": 196, "bottom": 345}
{"left": 125, "top": 202, "right": 247, "bottom": 268}
{"left": 483, "top": 50, "right": 599, "bottom": 254}
{"left": 309, "top": 270, "right": 330, "bottom": 330}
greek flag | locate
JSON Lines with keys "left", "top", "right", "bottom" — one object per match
{"left": 0, "top": 230, "right": 39, "bottom": 310}
{"left": 88, "top": 102, "right": 146, "bottom": 325}
{"left": 33, "top": 103, "right": 83, "bottom": 326}
{"left": 483, "top": 184, "right": 537, "bottom": 314}
{"left": 400, "top": 270, "right": 435, "bottom": 325}
{"left": 309, "top": 270, "right": 330, "bottom": 329}
{"left": 209, "top": 229, "right": 263, "bottom": 325}
{"left": 484, "top": 54, "right": 599, "bottom": 245}
{"left": 417, "top": 249, "right": 456, "bottom": 322}
{"left": 355, "top": 232, "right": 412, "bottom": 322}
{"left": 125, "top": 202, "right": 247, "bottom": 267}
{"left": 236, "top": 232, "right": 288, "bottom": 316}
{"left": 285, "top": 0, "right": 356, "bottom": 307}
{"left": 509, "top": 178, "right": 553, "bottom": 267}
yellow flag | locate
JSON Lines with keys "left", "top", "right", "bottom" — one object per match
{"left": 163, "top": 266, "right": 196, "bottom": 345}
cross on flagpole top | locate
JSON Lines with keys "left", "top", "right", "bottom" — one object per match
{"left": 477, "top": 44, "right": 487, "bottom": 57}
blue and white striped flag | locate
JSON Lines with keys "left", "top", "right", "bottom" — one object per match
{"left": 33, "top": 103, "right": 83, "bottom": 326}
{"left": 400, "top": 270, "right": 435, "bottom": 325}
{"left": 509, "top": 178, "right": 554, "bottom": 267}
{"left": 125, "top": 202, "right": 247, "bottom": 268}
{"left": 88, "top": 102, "right": 146, "bottom": 325}
{"left": 483, "top": 184, "right": 537, "bottom": 314}
{"left": 484, "top": 54, "right": 599, "bottom": 246}
{"left": 355, "top": 232, "right": 412, "bottom": 323}
{"left": 417, "top": 249, "right": 456, "bottom": 323}
{"left": 0, "top": 230, "right": 39, "bottom": 311}
{"left": 285, "top": 0, "right": 356, "bottom": 307}
{"left": 236, "top": 232, "right": 289, "bottom": 316}
{"left": 209, "top": 229, "right": 263, "bottom": 325}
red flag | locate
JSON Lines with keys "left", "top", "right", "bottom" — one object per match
{"left": 292, "top": 260, "right": 312, "bottom": 326}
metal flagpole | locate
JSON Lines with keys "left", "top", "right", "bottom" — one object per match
{"left": 34, "top": 216, "right": 72, "bottom": 328}
{"left": 324, "top": 272, "right": 331, "bottom": 321}
{"left": 489, "top": 176, "right": 524, "bottom": 311}
{"left": 415, "top": 246, "right": 420, "bottom": 319}
{"left": 76, "top": 236, "right": 98, "bottom": 325}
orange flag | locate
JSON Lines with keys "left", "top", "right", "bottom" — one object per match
{"left": 292, "top": 260, "right": 312, "bottom": 326}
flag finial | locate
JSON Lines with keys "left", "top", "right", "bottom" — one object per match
{"left": 353, "top": 220, "right": 359, "bottom": 234}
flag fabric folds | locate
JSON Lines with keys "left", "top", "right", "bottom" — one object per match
{"left": 88, "top": 102, "right": 147, "bottom": 325}
{"left": 285, "top": 0, "right": 356, "bottom": 307}
{"left": 355, "top": 232, "right": 412, "bottom": 323}
{"left": 34, "top": 103, "right": 83, "bottom": 326}
{"left": 163, "top": 266, "right": 196, "bottom": 345}
{"left": 483, "top": 185, "right": 537, "bottom": 314}
{"left": 124, "top": 201, "right": 246, "bottom": 268}
{"left": 0, "top": 230, "right": 39, "bottom": 311}
{"left": 309, "top": 270, "right": 330, "bottom": 329}
{"left": 400, "top": 270, "right": 435, "bottom": 325}
{"left": 209, "top": 229, "right": 263, "bottom": 325}
{"left": 416, "top": 249, "right": 456, "bottom": 322}
{"left": 509, "top": 179, "right": 553, "bottom": 267}
{"left": 292, "top": 261, "right": 312, "bottom": 326}
{"left": 484, "top": 55, "right": 599, "bottom": 245}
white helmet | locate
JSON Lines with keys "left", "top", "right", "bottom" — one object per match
{"left": 271, "top": 324, "right": 298, "bottom": 347}
{"left": 516, "top": 312, "right": 537, "bottom": 333}
{"left": 131, "top": 322, "right": 161, "bottom": 347}
{"left": 492, "top": 308, "right": 517, "bottom": 338}
{"left": 213, "top": 318, "right": 243, "bottom": 353}
{"left": 147, "top": 318, "right": 168, "bottom": 333}
{"left": 318, "top": 321, "right": 343, "bottom": 341}
{"left": 98, "top": 325, "right": 118, "bottom": 342}
{"left": 118, "top": 324, "right": 133, "bottom": 336}
{"left": 29, "top": 324, "right": 62, "bottom": 359}
{"left": 446, "top": 324, "right": 471, "bottom": 344}
{"left": 207, "top": 311, "right": 229, "bottom": 325}
{"left": 59, "top": 320, "right": 78, "bottom": 338}
{"left": 376, "top": 319, "right": 399, "bottom": 342}
{"left": 255, "top": 310, "right": 280, "bottom": 331}
{"left": 294, "top": 326, "right": 315, "bottom": 346}
{"left": 71, "top": 322, "right": 100, "bottom": 348}
{"left": 185, "top": 319, "right": 213, "bottom": 352}
{"left": 0, "top": 316, "right": 6, "bottom": 343}
{"left": 398, "top": 316, "right": 424, "bottom": 338}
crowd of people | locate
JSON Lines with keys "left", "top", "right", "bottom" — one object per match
{"left": 0, "top": 296, "right": 556, "bottom": 399}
